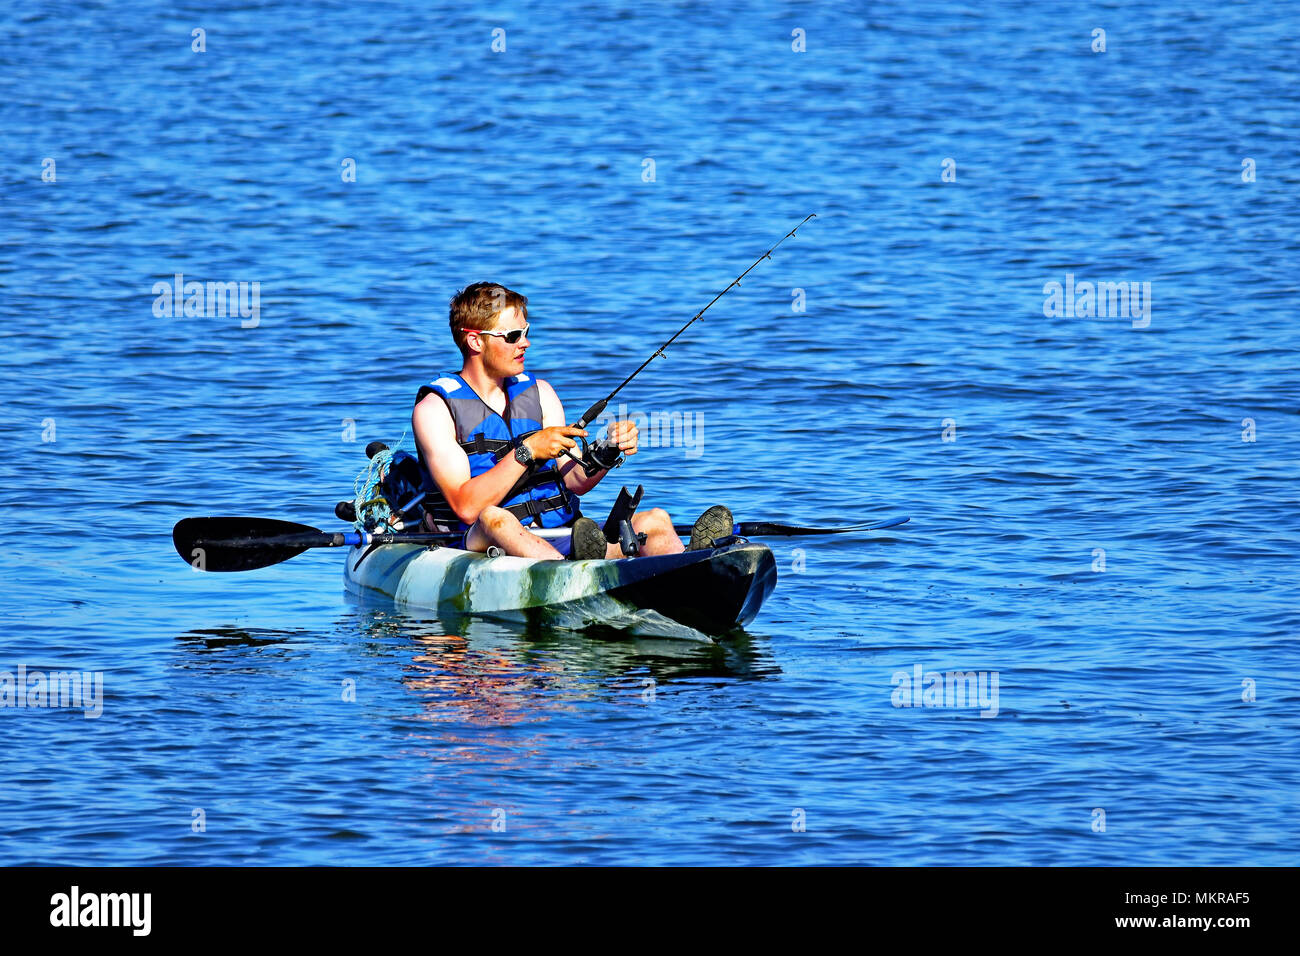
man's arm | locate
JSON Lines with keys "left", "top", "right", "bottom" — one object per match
{"left": 538, "top": 379, "right": 619, "bottom": 496}
{"left": 412, "top": 394, "right": 529, "bottom": 525}
{"left": 413, "top": 392, "right": 589, "bottom": 524}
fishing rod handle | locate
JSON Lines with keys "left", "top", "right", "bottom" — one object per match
{"left": 577, "top": 399, "right": 607, "bottom": 429}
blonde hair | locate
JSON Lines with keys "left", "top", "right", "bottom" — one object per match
{"left": 449, "top": 282, "right": 528, "bottom": 358}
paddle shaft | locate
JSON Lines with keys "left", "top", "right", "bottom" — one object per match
{"left": 217, "top": 520, "right": 910, "bottom": 548}
{"left": 670, "top": 517, "right": 910, "bottom": 537}
{"left": 202, "top": 529, "right": 459, "bottom": 550}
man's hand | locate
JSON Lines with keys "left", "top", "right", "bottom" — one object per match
{"left": 607, "top": 419, "right": 639, "bottom": 457}
{"left": 522, "top": 425, "right": 588, "bottom": 462}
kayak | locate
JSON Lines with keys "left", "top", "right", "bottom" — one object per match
{"left": 343, "top": 536, "right": 777, "bottom": 641}
{"left": 174, "top": 510, "right": 905, "bottom": 640}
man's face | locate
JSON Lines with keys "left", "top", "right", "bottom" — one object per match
{"left": 478, "top": 305, "right": 530, "bottom": 377}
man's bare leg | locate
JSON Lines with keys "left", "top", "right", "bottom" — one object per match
{"left": 465, "top": 505, "right": 564, "bottom": 559}
{"left": 603, "top": 508, "right": 685, "bottom": 557}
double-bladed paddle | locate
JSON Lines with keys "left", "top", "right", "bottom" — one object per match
{"left": 173, "top": 514, "right": 910, "bottom": 572}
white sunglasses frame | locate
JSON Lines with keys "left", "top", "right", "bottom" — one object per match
{"left": 460, "top": 323, "right": 530, "bottom": 344}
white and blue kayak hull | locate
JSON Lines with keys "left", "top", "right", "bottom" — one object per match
{"left": 343, "top": 539, "right": 777, "bottom": 641}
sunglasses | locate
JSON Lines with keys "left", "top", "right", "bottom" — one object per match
{"left": 461, "top": 323, "right": 530, "bottom": 344}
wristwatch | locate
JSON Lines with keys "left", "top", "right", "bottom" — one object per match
{"left": 513, "top": 442, "right": 535, "bottom": 466}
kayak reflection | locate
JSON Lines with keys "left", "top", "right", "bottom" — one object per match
{"left": 346, "top": 605, "right": 779, "bottom": 727}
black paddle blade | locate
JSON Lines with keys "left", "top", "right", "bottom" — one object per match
{"left": 172, "top": 516, "right": 322, "bottom": 572}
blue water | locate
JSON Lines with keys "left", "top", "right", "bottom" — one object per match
{"left": 2, "top": 0, "right": 1297, "bottom": 865}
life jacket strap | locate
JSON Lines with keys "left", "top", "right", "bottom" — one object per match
{"left": 515, "top": 467, "right": 567, "bottom": 494}
{"left": 459, "top": 433, "right": 513, "bottom": 458}
{"left": 506, "top": 493, "right": 571, "bottom": 522}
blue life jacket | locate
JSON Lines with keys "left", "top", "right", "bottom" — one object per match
{"left": 415, "top": 371, "right": 580, "bottom": 531}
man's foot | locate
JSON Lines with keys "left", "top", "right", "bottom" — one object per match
{"left": 688, "top": 505, "right": 733, "bottom": 551}
{"left": 569, "top": 516, "right": 608, "bottom": 560}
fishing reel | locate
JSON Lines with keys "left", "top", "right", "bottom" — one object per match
{"left": 570, "top": 433, "right": 624, "bottom": 473}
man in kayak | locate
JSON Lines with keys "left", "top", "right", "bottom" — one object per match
{"left": 412, "top": 282, "right": 733, "bottom": 560}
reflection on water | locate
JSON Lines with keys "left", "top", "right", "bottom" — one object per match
{"left": 346, "top": 604, "right": 782, "bottom": 729}
{"left": 174, "top": 627, "right": 302, "bottom": 653}
{"left": 335, "top": 606, "right": 785, "bottom": 847}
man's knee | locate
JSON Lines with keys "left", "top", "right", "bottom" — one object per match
{"left": 641, "top": 508, "right": 671, "bottom": 532}
{"left": 480, "top": 505, "right": 516, "bottom": 532}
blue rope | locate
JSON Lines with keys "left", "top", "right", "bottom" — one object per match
{"left": 351, "top": 431, "right": 412, "bottom": 532}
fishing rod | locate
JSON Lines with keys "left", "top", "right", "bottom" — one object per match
{"left": 567, "top": 213, "right": 816, "bottom": 468}
{"left": 576, "top": 213, "right": 815, "bottom": 430}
